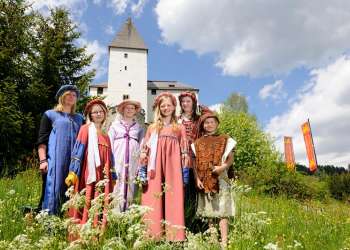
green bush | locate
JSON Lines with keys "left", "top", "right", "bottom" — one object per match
{"left": 218, "top": 111, "right": 280, "bottom": 171}
{"left": 328, "top": 173, "right": 350, "bottom": 201}
{"left": 240, "top": 164, "right": 329, "bottom": 201}
{"left": 218, "top": 111, "right": 329, "bottom": 201}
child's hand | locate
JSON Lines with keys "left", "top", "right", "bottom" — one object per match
{"left": 39, "top": 161, "right": 48, "bottom": 173}
{"left": 140, "top": 152, "right": 147, "bottom": 160}
{"left": 65, "top": 172, "right": 78, "bottom": 187}
{"left": 112, "top": 179, "right": 117, "bottom": 188}
{"left": 181, "top": 154, "right": 189, "bottom": 167}
{"left": 149, "top": 169, "right": 156, "bottom": 179}
{"left": 212, "top": 165, "right": 226, "bottom": 176}
{"left": 196, "top": 178, "right": 204, "bottom": 190}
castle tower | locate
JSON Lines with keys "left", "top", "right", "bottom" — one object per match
{"left": 105, "top": 18, "right": 148, "bottom": 117}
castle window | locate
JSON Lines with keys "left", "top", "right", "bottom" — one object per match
{"left": 124, "top": 53, "right": 128, "bottom": 58}
{"left": 151, "top": 89, "right": 156, "bottom": 95}
{"left": 123, "top": 94, "right": 129, "bottom": 100}
{"left": 125, "top": 66, "right": 127, "bottom": 70}
{"left": 128, "top": 82, "right": 132, "bottom": 87}
{"left": 97, "top": 87, "right": 103, "bottom": 95}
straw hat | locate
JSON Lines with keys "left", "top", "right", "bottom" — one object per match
{"left": 116, "top": 99, "right": 141, "bottom": 114}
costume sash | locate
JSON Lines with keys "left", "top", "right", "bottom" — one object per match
{"left": 147, "top": 131, "right": 159, "bottom": 176}
{"left": 87, "top": 123, "right": 101, "bottom": 184}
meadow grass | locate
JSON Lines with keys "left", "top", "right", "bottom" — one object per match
{"left": 0, "top": 169, "right": 349, "bottom": 249}
{"left": 233, "top": 194, "right": 350, "bottom": 249}
{"left": 0, "top": 168, "right": 41, "bottom": 241}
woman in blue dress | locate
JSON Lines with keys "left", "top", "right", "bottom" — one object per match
{"left": 37, "top": 85, "right": 83, "bottom": 215}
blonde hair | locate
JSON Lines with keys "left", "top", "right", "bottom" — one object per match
{"left": 86, "top": 103, "right": 108, "bottom": 125}
{"left": 152, "top": 96, "right": 178, "bottom": 132}
{"left": 54, "top": 91, "right": 77, "bottom": 114}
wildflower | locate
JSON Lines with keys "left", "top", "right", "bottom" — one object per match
{"left": 35, "top": 236, "right": 56, "bottom": 248}
{"left": 95, "top": 178, "right": 108, "bottom": 192}
{"left": 35, "top": 209, "right": 49, "bottom": 221}
{"left": 293, "top": 240, "right": 303, "bottom": 248}
{"left": 102, "top": 237, "right": 127, "bottom": 249}
{"left": 65, "top": 241, "right": 83, "bottom": 250}
{"left": 126, "top": 223, "right": 144, "bottom": 240}
{"left": 133, "top": 238, "right": 144, "bottom": 249}
{"left": 65, "top": 185, "right": 75, "bottom": 198}
{"left": 264, "top": 242, "right": 279, "bottom": 250}
{"left": 13, "top": 234, "right": 29, "bottom": 242}
{"left": 7, "top": 189, "right": 15, "bottom": 195}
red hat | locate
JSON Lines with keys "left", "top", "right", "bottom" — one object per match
{"left": 152, "top": 92, "right": 177, "bottom": 110}
{"left": 84, "top": 99, "right": 107, "bottom": 117}
{"left": 178, "top": 91, "right": 197, "bottom": 103}
{"left": 198, "top": 106, "right": 220, "bottom": 135}
{"left": 116, "top": 100, "right": 141, "bottom": 114}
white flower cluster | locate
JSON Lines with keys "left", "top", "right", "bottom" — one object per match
{"left": 185, "top": 227, "right": 221, "bottom": 250}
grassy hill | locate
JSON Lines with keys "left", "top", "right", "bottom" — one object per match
{"left": 0, "top": 168, "right": 349, "bottom": 249}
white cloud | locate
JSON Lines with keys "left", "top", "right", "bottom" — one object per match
{"left": 104, "top": 0, "right": 148, "bottom": 16}
{"left": 155, "top": 0, "right": 350, "bottom": 77}
{"left": 259, "top": 80, "right": 287, "bottom": 101}
{"left": 104, "top": 25, "right": 115, "bottom": 35}
{"left": 208, "top": 103, "right": 223, "bottom": 113}
{"left": 131, "top": 0, "right": 148, "bottom": 17}
{"left": 108, "top": 0, "right": 129, "bottom": 15}
{"left": 266, "top": 55, "right": 350, "bottom": 167}
{"left": 29, "top": 0, "right": 87, "bottom": 19}
{"left": 78, "top": 39, "right": 108, "bottom": 80}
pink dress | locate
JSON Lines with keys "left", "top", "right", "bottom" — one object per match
{"left": 141, "top": 125, "right": 188, "bottom": 241}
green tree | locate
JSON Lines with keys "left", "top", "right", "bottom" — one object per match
{"left": 31, "top": 7, "right": 95, "bottom": 117}
{"left": 0, "top": 0, "right": 36, "bottom": 174}
{"left": 222, "top": 92, "right": 249, "bottom": 113}
{"left": 0, "top": 2, "right": 95, "bottom": 175}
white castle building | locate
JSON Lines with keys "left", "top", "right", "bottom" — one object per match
{"left": 89, "top": 18, "right": 199, "bottom": 122}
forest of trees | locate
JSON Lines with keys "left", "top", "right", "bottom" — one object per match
{"left": 0, "top": 0, "right": 94, "bottom": 175}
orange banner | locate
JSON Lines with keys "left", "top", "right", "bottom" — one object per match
{"left": 301, "top": 120, "right": 318, "bottom": 172}
{"left": 284, "top": 136, "right": 295, "bottom": 171}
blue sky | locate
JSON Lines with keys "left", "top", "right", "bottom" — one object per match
{"left": 78, "top": 1, "right": 305, "bottom": 125}
{"left": 31, "top": 0, "right": 350, "bottom": 167}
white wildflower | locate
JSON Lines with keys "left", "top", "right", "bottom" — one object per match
{"left": 102, "top": 237, "right": 127, "bottom": 250}
{"left": 65, "top": 185, "right": 75, "bottom": 198}
{"left": 293, "top": 240, "right": 303, "bottom": 248}
{"left": 35, "top": 209, "right": 49, "bottom": 221}
{"left": 264, "top": 242, "right": 279, "bottom": 250}
{"left": 7, "top": 189, "right": 15, "bottom": 195}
